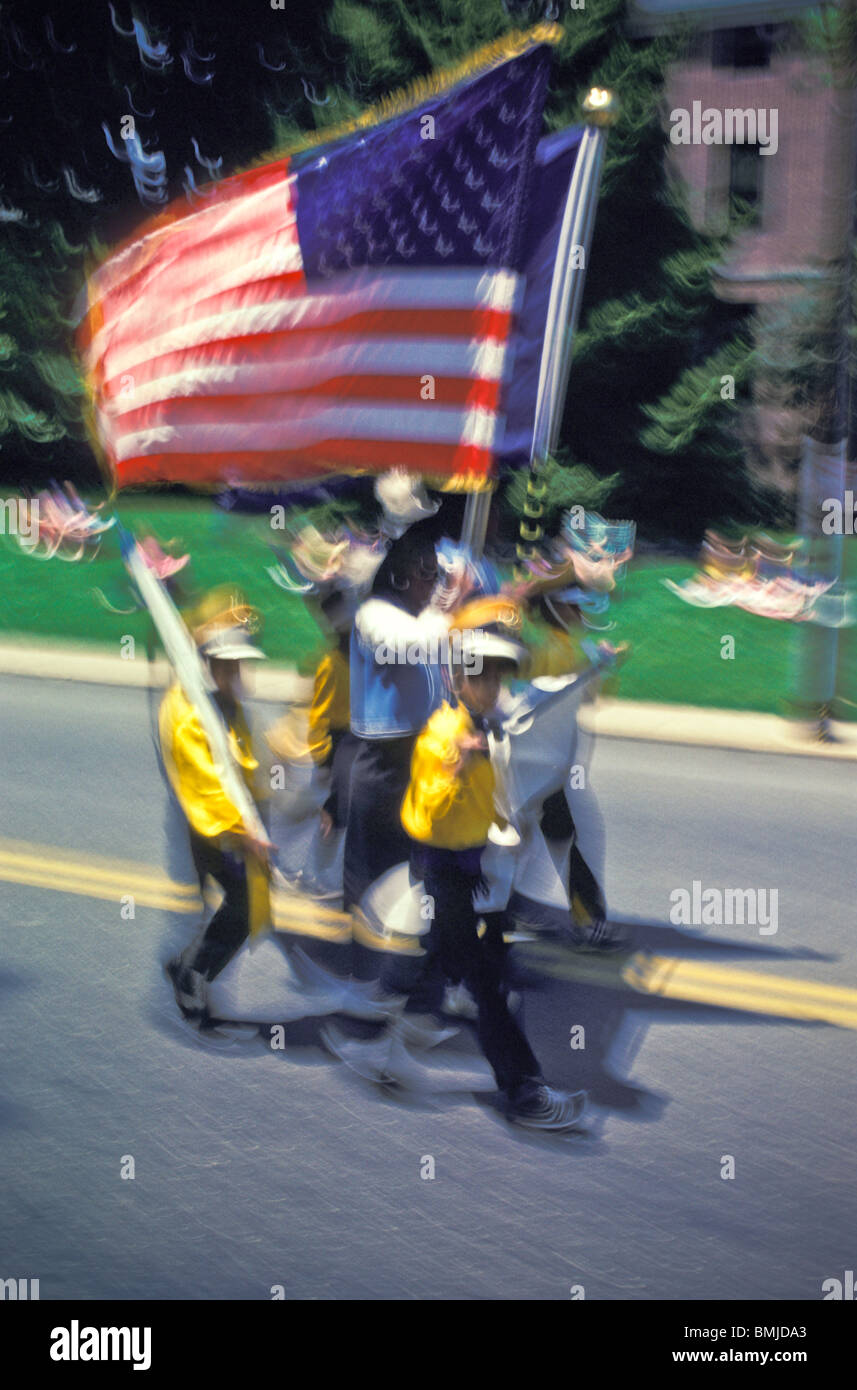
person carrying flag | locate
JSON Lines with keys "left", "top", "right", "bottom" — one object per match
{"left": 161, "top": 590, "right": 273, "bottom": 1028}
{"left": 342, "top": 473, "right": 472, "bottom": 911}
{"left": 344, "top": 518, "right": 455, "bottom": 908}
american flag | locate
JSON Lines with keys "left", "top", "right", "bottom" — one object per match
{"left": 78, "top": 32, "right": 569, "bottom": 492}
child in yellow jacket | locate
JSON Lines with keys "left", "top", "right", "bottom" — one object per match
{"left": 401, "top": 627, "right": 587, "bottom": 1133}
{"left": 161, "top": 622, "right": 272, "bottom": 1026}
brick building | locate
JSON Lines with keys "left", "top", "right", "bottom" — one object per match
{"left": 628, "top": 3, "right": 856, "bottom": 499}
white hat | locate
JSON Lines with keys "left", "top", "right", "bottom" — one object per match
{"left": 459, "top": 628, "right": 526, "bottom": 668}
{"left": 200, "top": 625, "right": 266, "bottom": 662}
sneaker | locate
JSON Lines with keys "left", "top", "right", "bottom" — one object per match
{"left": 442, "top": 983, "right": 479, "bottom": 1020}
{"left": 573, "top": 919, "right": 628, "bottom": 954}
{"left": 276, "top": 868, "right": 342, "bottom": 903}
{"left": 507, "top": 1083, "right": 588, "bottom": 1133}
{"left": 442, "top": 983, "right": 521, "bottom": 1018}
{"left": 188, "top": 1015, "right": 241, "bottom": 1050}
{"left": 164, "top": 958, "right": 209, "bottom": 1019}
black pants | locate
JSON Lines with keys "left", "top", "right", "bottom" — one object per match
{"left": 343, "top": 735, "right": 416, "bottom": 909}
{"left": 417, "top": 845, "right": 542, "bottom": 1097}
{"left": 181, "top": 829, "right": 250, "bottom": 983}
{"left": 540, "top": 789, "right": 607, "bottom": 923}
{"left": 323, "top": 728, "right": 360, "bottom": 830}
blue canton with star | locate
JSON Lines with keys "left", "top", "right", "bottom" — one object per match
{"left": 293, "top": 47, "right": 552, "bottom": 280}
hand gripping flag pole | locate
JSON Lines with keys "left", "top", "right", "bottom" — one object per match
{"left": 118, "top": 525, "right": 272, "bottom": 900}
{"left": 462, "top": 88, "right": 617, "bottom": 568}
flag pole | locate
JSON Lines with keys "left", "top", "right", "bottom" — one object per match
{"left": 459, "top": 481, "right": 492, "bottom": 557}
{"left": 460, "top": 89, "right": 616, "bottom": 564}
{"left": 118, "top": 526, "right": 270, "bottom": 850}
{"left": 539, "top": 90, "right": 616, "bottom": 459}
{"left": 512, "top": 87, "right": 617, "bottom": 574}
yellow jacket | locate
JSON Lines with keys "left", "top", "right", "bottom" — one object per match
{"left": 159, "top": 683, "right": 270, "bottom": 934}
{"left": 401, "top": 701, "right": 497, "bottom": 850}
{"left": 159, "top": 683, "right": 265, "bottom": 838}
{"left": 307, "top": 648, "right": 350, "bottom": 765}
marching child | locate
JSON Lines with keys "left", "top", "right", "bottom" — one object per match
{"left": 401, "top": 617, "right": 587, "bottom": 1133}
{"left": 161, "top": 592, "right": 272, "bottom": 1028}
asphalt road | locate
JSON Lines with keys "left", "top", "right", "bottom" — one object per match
{"left": 0, "top": 674, "right": 855, "bottom": 1301}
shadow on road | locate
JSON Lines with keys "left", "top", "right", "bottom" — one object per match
{"left": 146, "top": 906, "right": 836, "bottom": 1147}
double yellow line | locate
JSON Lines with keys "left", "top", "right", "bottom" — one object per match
{"left": 0, "top": 836, "right": 198, "bottom": 913}
{"left": 0, "top": 835, "right": 352, "bottom": 941}
{"left": 3, "top": 835, "right": 857, "bottom": 1030}
{"left": 625, "top": 953, "right": 857, "bottom": 1030}
{"left": 526, "top": 940, "right": 857, "bottom": 1031}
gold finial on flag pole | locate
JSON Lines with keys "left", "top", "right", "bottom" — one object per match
{"left": 582, "top": 88, "right": 619, "bottom": 127}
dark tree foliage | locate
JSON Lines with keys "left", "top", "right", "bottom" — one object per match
{"left": 0, "top": 0, "right": 336, "bottom": 485}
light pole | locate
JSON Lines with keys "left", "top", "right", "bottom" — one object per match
{"left": 791, "top": 0, "right": 856, "bottom": 736}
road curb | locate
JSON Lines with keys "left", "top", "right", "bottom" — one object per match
{"left": 0, "top": 635, "right": 312, "bottom": 702}
{"left": 579, "top": 698, "right": 857, "bottom": 761}
{"left": 1, "top": 635, "right": 855, "bottom": 760}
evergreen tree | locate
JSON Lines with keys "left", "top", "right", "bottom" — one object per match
{"left": 544, "top": 3, "right": 758, "bottom": 537}
{"left": 0, "top": 0, "right": 334, "bottom": 485}
{"left": 0, "top": 221, "right": 92, "bottom": 482}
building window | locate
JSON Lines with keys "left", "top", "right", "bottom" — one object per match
{"left": 713, "top": 26, "right": 775, "bottom": 69}
{"left": 729, "top": 145, "right": 762, "bottom": 227}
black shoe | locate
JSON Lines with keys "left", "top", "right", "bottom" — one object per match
{"left": 569, "top": 919, "right": 628, "bottom": 954}
{"left": 164, "top": 957, "right": 208, "bottom": 1020}
{"left": 507, "top": 1082, "right": 588, "bottom": 1133}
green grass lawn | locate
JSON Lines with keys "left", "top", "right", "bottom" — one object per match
{"left": 0, "top": 494, "right": 813, "bottom": 714}
{"left": 609, "top": 559, "right": 796, "bottom": 713}
{"left": 1, "top": 495, "right": 328, "bottom": 674}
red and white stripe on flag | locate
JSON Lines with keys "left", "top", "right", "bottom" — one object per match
{"left": 79, "top": 158, "right": 520, "bottom": 490}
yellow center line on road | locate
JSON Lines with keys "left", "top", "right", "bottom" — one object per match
{"left": 0, "top": 836, "right": 353, "bottom": 942}
{"left": 519, "top": 945, "right": 857, "bottom": 1033}
{"left": 0, "top": 865, "right": 196, "bottom": 914}
{"left": 637, "top": 963, "right": 857, "bottom": 1029}
{"left": 622, "top": 953, "right": 857, "bottom": 1028}
{"left": 0, "top": 837, "right": 199, "bottom": 898}
{"left": 0, "top": 858, "right": 196, "bottom": 901}
{"left": 639, "top": 952, "right": 857, "bottom": 1005}
{"left": 4, "top": 837, "right": 857, "bottom": 1029}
